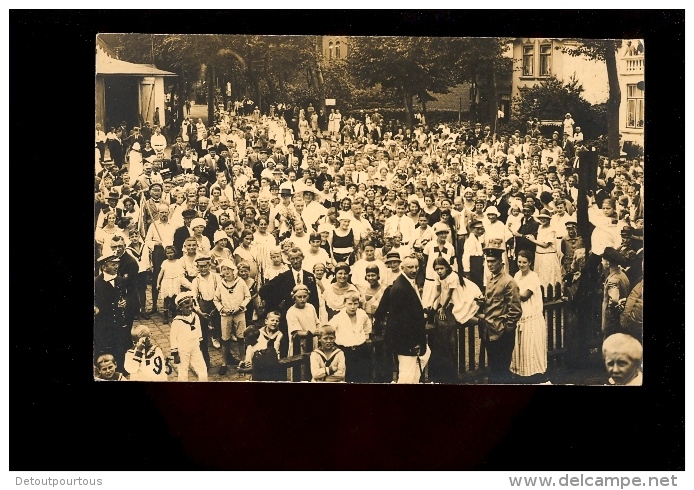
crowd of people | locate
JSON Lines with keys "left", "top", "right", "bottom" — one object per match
{"left": 94, "top": 102, "right": 644, "bottom": 384}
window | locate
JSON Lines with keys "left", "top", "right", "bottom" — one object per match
{"left": 335, "top": 41, "right": 341, "bottom": 59}
{"left": 328, "top": 41, "right": 334, "bottom": 60}
{"left": 626, "top": 84, "right": 644, "bottom": 128}
{"left": 540, "top": 44, "right": 552, "bottom": 76}
{"left": 523, "top": 45, "right": 534, "bottom": 76}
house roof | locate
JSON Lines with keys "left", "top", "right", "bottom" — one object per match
{"left": 96, "top": 45, "right": 176, "bottom": 77}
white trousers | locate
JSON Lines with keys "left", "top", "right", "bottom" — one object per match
{"left": 178, "top": 343, "right": 208, "bottom": 381}
{"left": 396, "top": 345, "right": 432, "bottom": 384}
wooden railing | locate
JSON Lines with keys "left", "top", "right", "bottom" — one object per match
{"left": 278, "top": 282, "right": 572, "bottom": 382}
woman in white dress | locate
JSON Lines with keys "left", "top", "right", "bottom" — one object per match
{"left": 298, "top": 115, "right": 310, "bottom": 143}
{"left": 525, "top": 212, "right": 562, "bottom": 289}
{"left": 430, "top": 257, "right": 483, "bottom": 382}
{"left": 510, "top": 250, "right": 548, "bottom": 380}
{"left": 128, "top": 142, "right": 143, "bottom": 180}
{"left": 327, "top": 109, "right": 336, "bottom": 137}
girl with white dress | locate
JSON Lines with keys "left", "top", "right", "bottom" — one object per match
{"left": 525, "top": 212, "right": 562, "bottom": 289}
{"left": 510, "top": 250, "right": 548, "bottom": 379}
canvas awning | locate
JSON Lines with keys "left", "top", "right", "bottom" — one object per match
{"left": 96, "top": 46, "right": 176, "bottom": 77}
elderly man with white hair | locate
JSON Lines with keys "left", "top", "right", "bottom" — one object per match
{"left": 602, "top": 333, "right": 643, "bottom": 386}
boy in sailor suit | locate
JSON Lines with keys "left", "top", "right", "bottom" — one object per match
{"left": 170, "top": 292, "right": 208, "bottom": 381}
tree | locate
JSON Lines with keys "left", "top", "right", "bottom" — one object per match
{"left": 349, "top": 37, "right": 510, "bottom": 128}
{"left": 510, "top": 76, "right": 606, "bottom": 139}
{"left": 560, "top": 40, "right": 622, "bottom": 160}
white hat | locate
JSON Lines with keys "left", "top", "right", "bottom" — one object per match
{"left": 279, "top": 181, "right": 294, "bottom": 195}
{"left": 191, "top": 218, "right": 206, "bottom": 229}
{"left": 218, "top": 259, "right": 237, "bottom": 271}
{"left": 175, "top": 291, "right": 195, "bottom": 306}
{"left": 213, "top": 230, "right": 228, "bottom": 244}
{"left": 433, "top": 222, "right": 450, "bottom": 234}
{"left": 317, "top": 222, "right": 334, "bottom": 233}
{"left": 485, "top": 206, "right": 500, "bottom": 217}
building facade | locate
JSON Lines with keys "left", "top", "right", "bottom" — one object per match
{"left": 321, "top": 36, "right": 349, "bottom": 61}
{"left": 96, "top": 37, "right": 176, "bottom": 131}
{"left": 618, "top": 40, "right": 644, "bottom": 146}
{"left": 511, "top": 38, "right": 644, "bottom": 147}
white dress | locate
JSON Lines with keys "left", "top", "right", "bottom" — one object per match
{"left": 433, "top": 273, "right": 481, "bottom": 324}
{"left": 510, "top": 270, "right": 547, "bottom": 376}
{"left": 534, "top": 226, "right": 562, "bottom": 289}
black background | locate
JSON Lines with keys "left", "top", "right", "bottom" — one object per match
{"left": 9, "top": 9, "right": 683, "bottom": 470}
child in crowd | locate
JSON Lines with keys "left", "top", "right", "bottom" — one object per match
{"left": 286, "top": 284, "right": 321, "bottom": 355}
{"left": 310, "top": 325, "right": 346, "bottom": 382}
{"left": 239, "top": 325, "right": 262, "bottom": 371}
{"left": 602, "top": 333, "right": 643, "bottom": 386}
{"left": 312, "top": 262, "right": 330, "bottom": 324}
{"left": 213, "top": 259, "right": 251, "bottom": 375}
{"left": 94, "top": 353, "right": 127, "bottom": 381}
{"left": 157, "top": 245, "right": 185, "bottom": 323}
{"left": 259, "top": 311, "right": 284, "bottom": 357}
{"left": 124, "top": 325, "right": 169, "bottom": 381}
{"left": 263, "top": 246, "right": 288, "bottom": 282}
{"left": 170, "top": 291, "right": 208, "bottom": 381}
{"left": 328, "top": 292, "right": 372, "bottom": 383}
{"left": 237, "top": 261, "right": 260, "bottom": 324}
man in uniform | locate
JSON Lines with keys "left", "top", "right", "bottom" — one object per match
{"left": 94, "top": 253, "right": 131, "bottom": 367}
{"left": 480, "top": 246, "right": 522, "bottom": 383}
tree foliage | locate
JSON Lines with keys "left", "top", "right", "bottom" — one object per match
{"left": 560, "top": 39, "right": 623, "bottom": 159}
{"left": 510, "top": 76, "right": 606, "bottom": 139}
{"left": 348, "top": 37, "right": 510, "bottom": 127}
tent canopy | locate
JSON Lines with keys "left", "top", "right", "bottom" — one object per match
{"left": 96, "top": 46, "right": 176, "bottom": 77}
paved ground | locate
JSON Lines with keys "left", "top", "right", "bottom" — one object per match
{"left": 134, "top": 286, "right": 250, "bottom": 382}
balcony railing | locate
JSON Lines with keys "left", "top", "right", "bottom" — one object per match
{"left": 622, "top": 55, "right": 644, "bottom": 74}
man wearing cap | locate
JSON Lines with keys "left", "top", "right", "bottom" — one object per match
{"left": 173, "top": 209, "right": 197, "bottom": 259}
{"left": 513, "top": 204, "right": 540, "bottom": 259}
{"left": 617, "top": 227, "right": 643, "bottom": 292}
{"left": 170, "top": 292, "right": 208, "bottom": 381}
{"left": 94, "top": 253, "right": 130, "bottom": 367}
{"left": 560, "top": 220, "right": 584, "bottom": 277}
{"left": 109, "top": 235, "right": 140, "bottom": 332}
{"left": 480, "top": 246, "right": 522, "bottom": 383}
{"left": 96, "top": 191, "right": 124, "bottom": 229}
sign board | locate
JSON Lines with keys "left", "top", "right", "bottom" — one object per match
{"left": 325, "top": 99, "right": 336, "bottom": 106}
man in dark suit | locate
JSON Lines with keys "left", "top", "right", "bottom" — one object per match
{"left": 259, "top": 248, "right": 319, "bottom": 357}
{"left": 173, "top": 209, "right": 196, "bottom": 258}
{"left": 109, "top": 235, "right": 140, "bottom": 332}
{"left": 514, "top": 204, "right": 540, "bottom": 258}
{"left": 108, "top": 128, "right": 126, "bottom": 169}
{"left": 94, "top": 254, "right": 131, "bottom": 368}
{"left": 385, "top": 255, "right": 431, "bottom": 383}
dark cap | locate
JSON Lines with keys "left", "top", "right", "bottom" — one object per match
{"left": 601, "top": 247, "right": 626, "bottom": 266}
{"left": 483, "top": 247, "right": 504, "bottom": 259}
{"left": 182, "top": 209, "right": 197, "bottom": 218}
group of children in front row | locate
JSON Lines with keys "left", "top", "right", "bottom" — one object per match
{"left": 95, "top": 282, "right": 366, "bottom": 383}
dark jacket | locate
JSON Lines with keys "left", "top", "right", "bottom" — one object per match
{"left": 259, "top": 269, "right": 319, "bottom": 319}
{"left": 385, "top": 275, "right": 426, "bottom": 356}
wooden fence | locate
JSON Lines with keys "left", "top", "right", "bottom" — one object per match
{"left": 278, "top": 282, "right": 571, "bottom": 382}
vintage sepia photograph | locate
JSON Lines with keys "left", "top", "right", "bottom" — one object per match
{"left": 94, "top": 34, "right": 644, "bottom": 385}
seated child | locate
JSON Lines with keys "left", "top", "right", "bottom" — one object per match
{"left": 258, "top": 311, "right": 284, "bottom": 357}
{"left": 94, "top": 353, "right": 127, "bottom": 381}
{"left": 286, "top": 284, "right": 320, "bottom": 355}
{"left": 124, "top": 325, "right": 169, "bottom": 381}
{"left": 310, "top": 325, "right": 346, "bottom": 382}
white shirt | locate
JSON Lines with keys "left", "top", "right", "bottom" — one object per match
{"left": 384, "top": 214, "right": 416, "bottom": 245}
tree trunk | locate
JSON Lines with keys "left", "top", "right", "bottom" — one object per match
{"left": 403, "top": 90, "right": 414, "bottom": 129}
{"left": 488, "top": 61, "right": 499, "bottom": 135}
{"left": 314, "top": 36, "right": 327, "bottom": 115}
{"left": 605, "top": 44, "right": 622, "bottom": 161}
{"left": 207, "top": 64, "right": 215, "bottom": 126}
